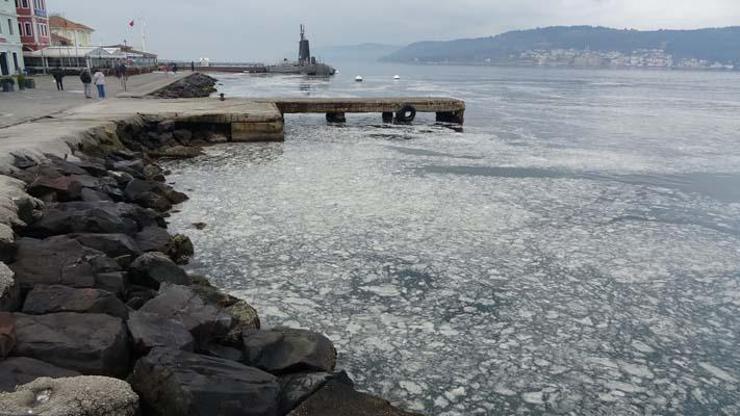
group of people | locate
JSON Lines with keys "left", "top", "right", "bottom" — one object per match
{"left": 49, "top": 60, "right": 130, "bottom": 99}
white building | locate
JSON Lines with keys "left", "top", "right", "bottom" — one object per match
{"left": 0, "top": 0, "right": 24, "bottom": 75}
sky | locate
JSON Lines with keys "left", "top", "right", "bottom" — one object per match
{"left": 53, "top": 0, "right": 740, "bottom": 61}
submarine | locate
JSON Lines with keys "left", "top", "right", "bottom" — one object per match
{"left": 266, "top": 25, "right": 336, "bottom": 76}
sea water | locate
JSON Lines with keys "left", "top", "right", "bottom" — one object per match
{"left": 166, "top": 63, "right": 740, "bottom": 415}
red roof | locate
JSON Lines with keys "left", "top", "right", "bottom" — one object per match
{"left": 49, "top": 15, "right": 94, "bottom": 32}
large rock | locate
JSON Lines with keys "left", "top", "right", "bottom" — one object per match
{"left": 71, "top": 233, "right": 141, "bottom": 258}
{"left": 0, "top": 357, "right": 80, "bottom": 392}
{"left": 0, "top": 376, "right": 139, "bottom": 416}
{"left": 0, "top": 223, "right": 16, "bottom": 263}
{"left": 131, "top": 348, "right": 279, "bottom": 416}
{"left": 139, "top": 284, "right": 231, "bottom": 346}
{"left": 27, "top": 175, "right": 84, "bottom": 201}
{"left": 192, "top": 283, "right": 260, "bottom": 345}
{"left": 242, "top": 328, "right": 337, "bottom": 375}
{"left": 26, "top": 201, "right": 162, "bottom": 238}
{"left": 23, "top": 285, "right": 129, "bottom": 319}
{"left": 127, "top": 311, "right": 195, "bottom": 354}
{"left": 0, "top": 312, "right": 15, "bottom": 359}
{"left": 130, "top": 252, "right": 191, "bottom": 288}
{"left": 0, "top": 263, "right": 20, "bottom": 312}
{"left": 10, "top": 236, "right": 108, "bottom": 290}
{"left": 135, "top": 225, "right": 173, "bottom": 253}
{"left": 12, "top": 313, "right": 130, "bottom": 377}
{"left": 135, "top": 227, "right": 193, "bottom": 264}
{"left": 124, "top": 179, "right": 188, "bottom": 212}
{"left": 287, "top": 380, "right": 421, "bottom": 416}
{"left": 278, "top": 371, "right": 353, "bottom": 415}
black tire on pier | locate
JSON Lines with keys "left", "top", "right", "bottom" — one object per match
{"left": 395, "top": 105, "right": 417, "bottom": 123}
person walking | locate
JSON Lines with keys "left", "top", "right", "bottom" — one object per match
{"left": 172, "top": 62, "right": 178, "bottom": 74}
{"left": 80, "top": 67, "right": 93, "bottom": 99}
{"left": 114, "top": 61, "right": 128, "bottom": 91}
{"left": 51, "top": 66, "right": 64, "bottom": 91}
{"left": 92, "top": 68, "right": 106, "bottom": 99}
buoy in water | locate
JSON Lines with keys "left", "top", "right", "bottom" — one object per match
{"left": 394, "top": 75, "right": 401, "bottom": 80}
{"left": 355, "top": 75, "right": 363, "bottom": 82}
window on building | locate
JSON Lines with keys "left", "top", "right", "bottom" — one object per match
{"left": 17, "top": 22, "right": 22, "bottom": 36}
{"left": 0, "top": 20, "right": 3, "bottom": 34}
{"left": 21, "top": 0, "right": 28, "bottom": 8}
{"left": 8, "top": 19, "right": 13, "bottom": 36}
{"left": 24, "top": 22, "right": 31, "bottom": 36}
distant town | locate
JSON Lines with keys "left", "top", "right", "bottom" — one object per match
{"left": 508, "top": 48, "right": 736, "bottom": 70}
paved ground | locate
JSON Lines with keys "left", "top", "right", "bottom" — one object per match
{"left": 0, "top": 72, "right": 191, "bottom": 128}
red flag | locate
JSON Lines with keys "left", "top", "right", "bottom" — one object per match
{"left": 129, "top": 20, "right": 135, "bottom": 28}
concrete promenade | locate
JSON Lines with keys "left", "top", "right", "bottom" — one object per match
{"left": 0, "top": 72, "right": 190, "bottom": 128}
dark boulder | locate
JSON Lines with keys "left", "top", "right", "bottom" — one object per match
{"left": 131, "top": 348, "right": 279, "bottom": 416}
{"left": 0, "top": 312, "right": 15, "bottom": 359}
{"left": 278, "top": 371, "right": 354, "bottom": 415}
{"left": 0, "top": 357, "right": 80, "bottom": 392}
{"left": 134, "top": 227, "right": 193, "bottom": 264}
{"left": 0, "top": 263, "right": 20, "bottom": 312}
{"left": 111, "top": 159, "right": 145, "bottom": 179}
{"left": 191, "top": 283, "right": 259, "bottom": 346}
{"left": 10, "top": 236, "right": 106, "bottom": 290}
{"left": 80, "top": 187, "right": 114, "bottom": 202}
{"left": 127, "top": 311, "right": 195, "bottom": 354}
{"left": 0, "top": 225, "right": 15, "bottom": 265}
{"left": 26, "top": 201, "right": 162, "bottom": 238}
{"left": 135, "top": 226, "right": 172, "bottom": 253}
{"left": 71, "top": 233, "right": 141, "bottom": 258}
{"left": 287, "top": 380, "right": 421, "bottom": 416}
{"left": 125, "top": 179, "right": 188, "bottom": 212}
{"left": 139, "top": 284, "right": 231, "bottom": 346}
{"left": 22, "top": 285, "right": 129, "bottom": 320}
{"left": 169, "top": 234, "right": 194, "bottom": 264}
{"left": 125, "top": 285, "right": 158, "bottom": 310}
{"left": 95, "top": 272, "right": 128, "bottom": 297}
{"left": 12, "top": 312, "right": 130, "bottom": 377}
{"left": 143, "top": 164, "right": 166, "bottom": 182}
{"left": 27, "top": 175, "right": 83, "bottom": 201}
{"left": 174, "top": 129, "right": 193, "bottom": 145}
{"left": 130, "top": 252, "right": 191, "bottom": 288}
{"left": 242, "top": 328, "right": 336, "bottom": 375}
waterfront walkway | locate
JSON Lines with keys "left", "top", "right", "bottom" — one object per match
{"left": 0, "top": 72, "right": 190, "bottom": 128}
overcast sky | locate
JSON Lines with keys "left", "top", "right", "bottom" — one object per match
{"left": 53, "top": 0, "right": 740, "bottom": 61}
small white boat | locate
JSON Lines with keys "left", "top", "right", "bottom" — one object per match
{"left": 393, "top": 75, "right": 401, "bottom": 80}
{"left": 355, "top": 75, "right": 363, "bottom": 82}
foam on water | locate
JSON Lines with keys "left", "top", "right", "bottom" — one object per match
{"left": 167, "top": 65, "right": 740, "bottom": 415}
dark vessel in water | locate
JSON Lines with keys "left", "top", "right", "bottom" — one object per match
{"left": 266, "top": 25, "right": 336, "bottom": 76}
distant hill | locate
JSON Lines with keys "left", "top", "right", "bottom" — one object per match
{"left": 382, "top": 26, "right": 740, "bottom": 69}
{"left": 316, "top": 43, "right": 402, "bottom": 63}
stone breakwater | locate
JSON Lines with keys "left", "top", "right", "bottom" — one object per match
{"left": 0, "top": 80, "right": 419, "bottom": 415}
{"left": 151, "top": 73, "right": 219, "bottom": 99}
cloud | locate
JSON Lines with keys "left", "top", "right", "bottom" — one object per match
{"left": 52, "top": 0, "right": 740, "bottom": 61}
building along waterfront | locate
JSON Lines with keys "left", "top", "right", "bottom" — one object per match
{"left": 0, "top": 0, "right": 24, "bottom": 75}
{"left": 16, "top": 0, "right": 49, "bottom": 51}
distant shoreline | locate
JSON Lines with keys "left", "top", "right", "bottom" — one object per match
{"left": 377, "top": 60, "right": 740, "bottom": 73}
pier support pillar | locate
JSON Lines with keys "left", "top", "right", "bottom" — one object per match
{"left": 382, "top": 112, "right": 394, "bottom": 123}
{"left": 326, "top": 112, "right": 346, "bottom": 123}
{"left": 436, "top": 110, "right": 465, "bottom": 125}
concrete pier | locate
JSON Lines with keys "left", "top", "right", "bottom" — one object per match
{"left": 257, "top": 97, "right": 466, "bottom": 124}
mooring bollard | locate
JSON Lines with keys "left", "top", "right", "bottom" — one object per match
{"left": 382, "top": 112, "right": 394, "bottom": 123}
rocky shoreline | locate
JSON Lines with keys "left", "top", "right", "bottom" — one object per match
{"left": 0, "top": 74, "right": 418, "bottom": 415}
